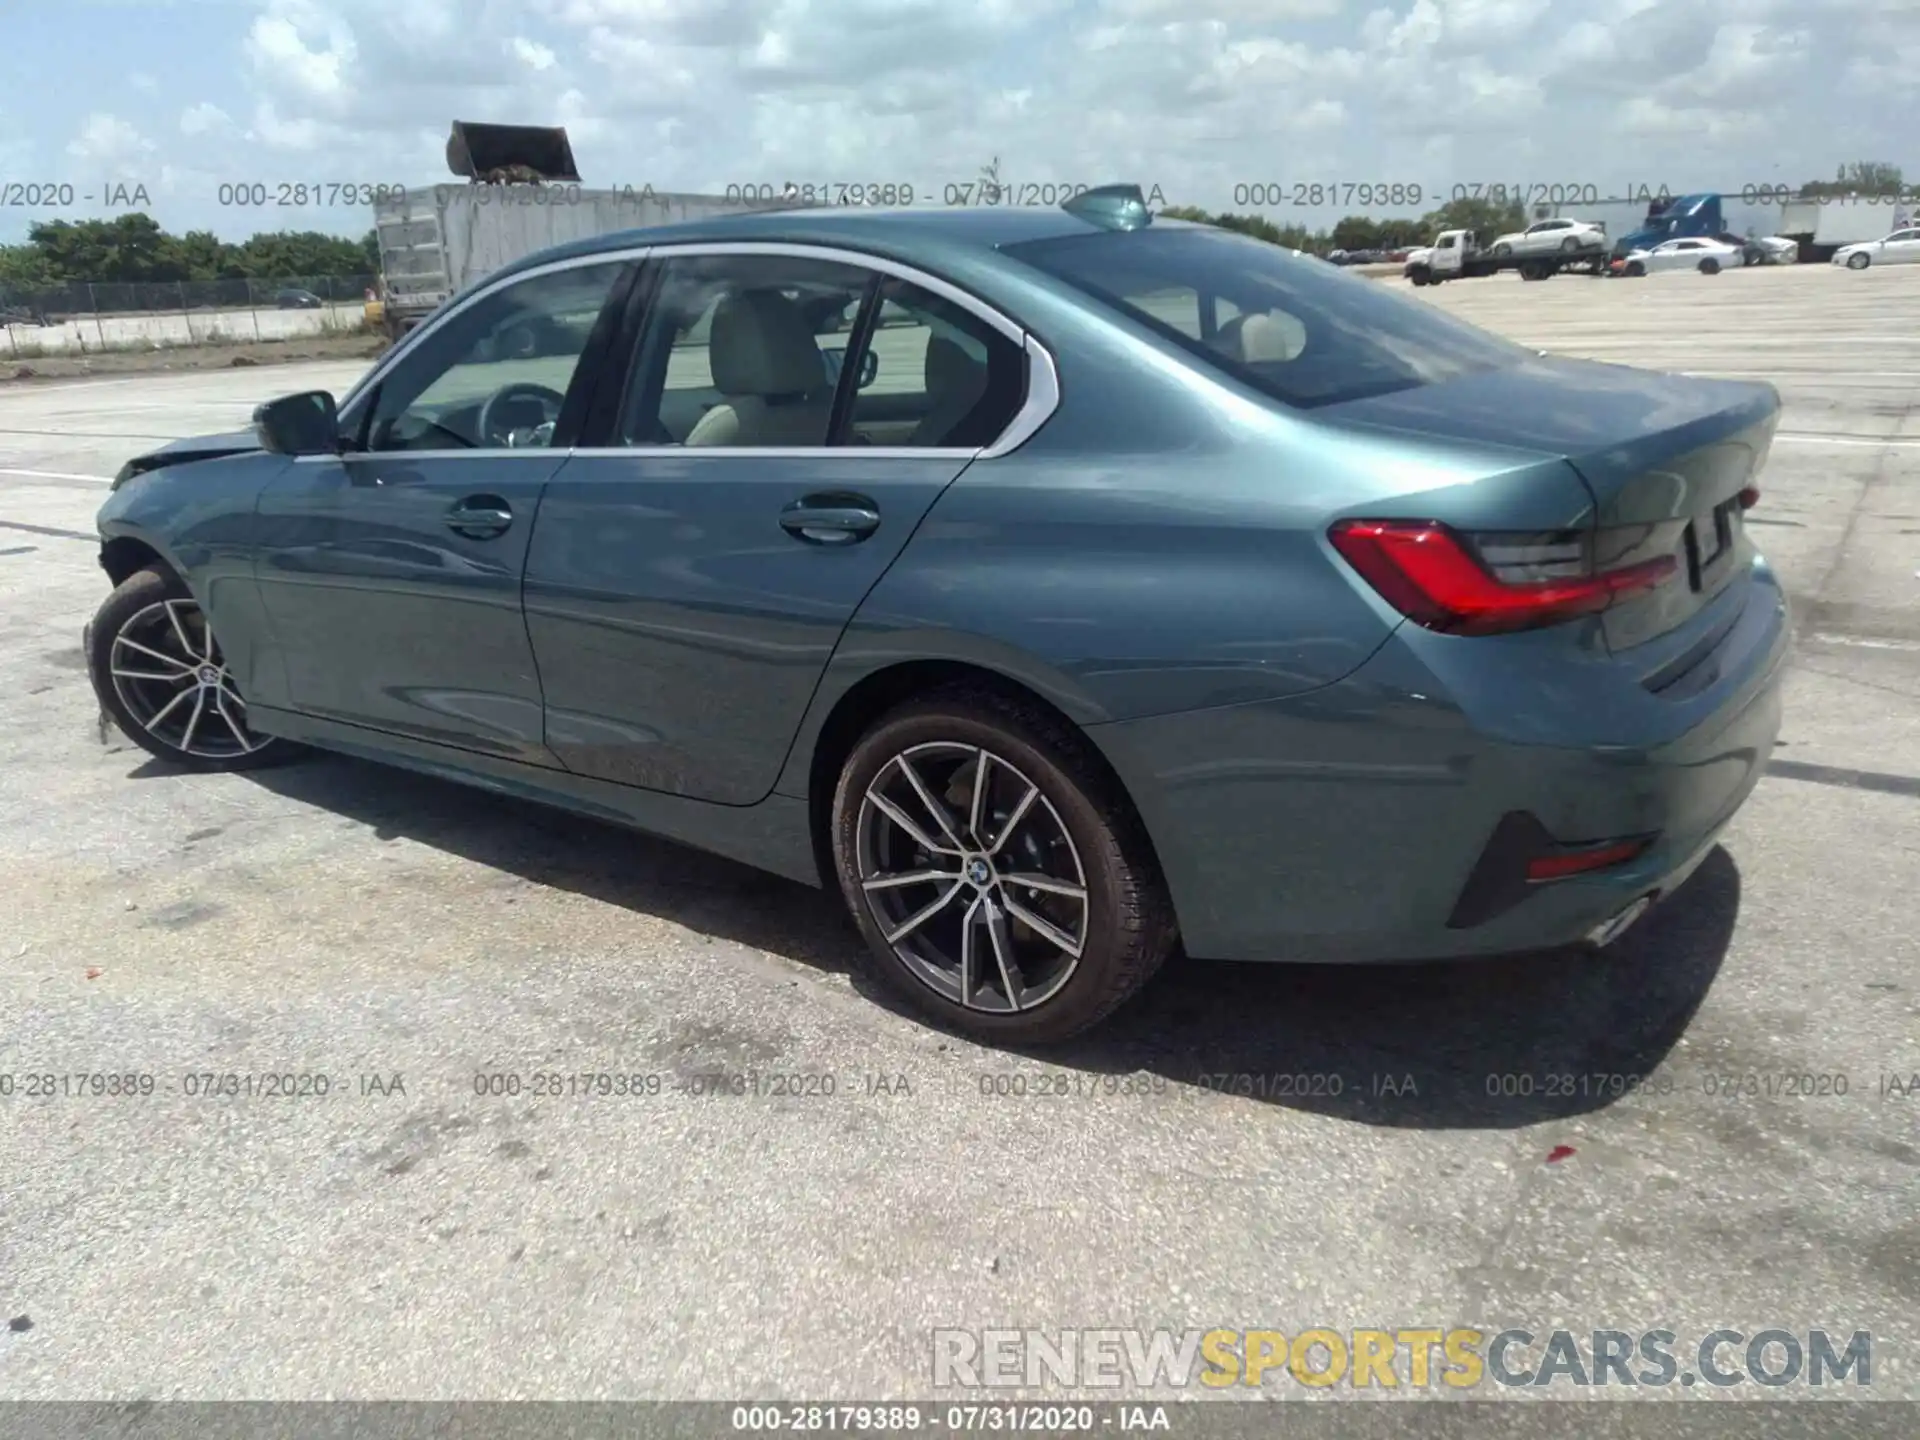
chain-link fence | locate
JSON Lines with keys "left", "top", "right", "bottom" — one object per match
{"left": 0, "top": 275, "right": 380, "bottom": 358}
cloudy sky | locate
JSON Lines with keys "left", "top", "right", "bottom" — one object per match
{"left": 1, "top": 0, "right": 1914, "bottom": 243}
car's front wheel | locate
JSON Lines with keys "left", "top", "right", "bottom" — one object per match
{"left": 1625, "top": 260, "right": 1646, "bottom": 277}
{"left": 1846, "top": 251, "right": 1871, "bottom": 270}
{"left": 830, "top": 688, "right": 1176, "bottom": 1044}
{"left": 88, "top": 566, "right": 291, "bottom": 771}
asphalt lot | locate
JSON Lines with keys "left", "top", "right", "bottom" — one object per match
{"left": 0, "top": 261, "right": 1915, "bottom": 1405}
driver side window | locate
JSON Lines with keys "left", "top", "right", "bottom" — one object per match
{"left": 363, "top": 261, "right": 627, "bottom": 453}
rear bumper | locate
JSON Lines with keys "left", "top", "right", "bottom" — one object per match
{"left": 1087, "top": 560, "right": 1788, "bottom": 962}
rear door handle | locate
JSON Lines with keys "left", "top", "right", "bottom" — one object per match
{"left": 780, "top": 493, "right": 880, "bottom": 546}
{"left": 447, "top": 494, "right": 513, "bottom": 539}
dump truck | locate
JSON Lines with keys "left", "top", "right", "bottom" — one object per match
{"left": 373, "top": 121, "right": 800, "bottom": 340}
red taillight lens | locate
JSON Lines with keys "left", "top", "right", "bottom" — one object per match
{"left": 1328, "top": 520, "right": 1677, "bottom": 637}
{"left": 1526, "top": 836, "right": 1653, "bottom": 882}
{"left": 1738, "top": 485, "right": 1760, "bottom": 510}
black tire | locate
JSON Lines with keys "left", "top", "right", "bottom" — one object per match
{"left": 1626, "top": 261, "right": 1646, "bottom": 277}
{"left": 830, "top": 686, "right": 1177, "bottom": 1045}
{"left": 1491, "top": 243, "right": 1511, "bottom": 258}
{"left": 1560, "top": 237, "right": 1580, "bottom": 253}
{"left": 1846, "top": 252, "right": 1870, "bottom": 270}
{"left": 87, "top": 566, "right": 296, "bottom": 772}
{"left": 1699, "top": 258, "right": 1720, "bottom": 275}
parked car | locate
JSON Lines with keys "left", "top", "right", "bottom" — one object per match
{"left": 1488, "top": 218, "right": 1607, "bottom": 258}
{"left": 1831, "top": 228, "right": 1920, "bottom": 270}
{"left": 86, "top": 187, "right": 1788, "bottom": 1044}
{"left": 275, "top": 288, "right": 324, "bottom": 309}
{"left": 1748, "top": 235, "right": 1800, "bottom": 265}
{"left": 1616, "top": 237, "right": 1745, "bottom": 276}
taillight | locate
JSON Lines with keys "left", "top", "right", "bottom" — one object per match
{"left": 1328, "top": 520, "right": 1677, "bottom": 637}
{"left": 1738, "top": 485, "right": 1760, "bottom": 510}
{"left": 1526, "top": 836, "right": 1653, "bottom": 882}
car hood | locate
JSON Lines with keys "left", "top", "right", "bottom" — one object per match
{"left": 114, "top": 427, "right": 261, "bottom": 488}
{"left": 153, "top": 427, "right": 259, "bottom": 458}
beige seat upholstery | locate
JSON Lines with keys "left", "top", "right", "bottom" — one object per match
{"left": 909, "top": 334, "right": 990, "bottom": 447}
{"left": 1234, "top": 310, "right": 1308, "bottom": 363}
{"left": 685, "top": 290, "right": 832, "bottom": 447}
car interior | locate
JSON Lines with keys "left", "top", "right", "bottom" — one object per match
{"left": 622, "top": 273, "right": 1016, "bottom": 449}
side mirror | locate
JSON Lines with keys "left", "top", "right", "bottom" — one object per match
{"left": 254, "top": 391, "right": 340, "bottom": 456}
{"left": 822, "top": 348, "right": 881, "bottom": 391}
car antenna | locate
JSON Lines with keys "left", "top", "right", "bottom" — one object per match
{"left": 1062, "top": 184, "right": 1152, "bottom": 231}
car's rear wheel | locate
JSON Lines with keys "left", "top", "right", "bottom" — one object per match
{"left": 830, "top": 688, "right": 1176, "bottom": 1044}
{"left": 1491, "top": 243, "right": 1511, "bottom": 257}
{"left": 87, "top": 566, "right": 292, "bottom": 771}
{"left": 1560, "top": 237, "right": 1580, "bottom": 253}
{"left": 1698, "top": 258, "right": 1721, "bottom": 275}
{"left": 1846, "top": 251, "right": 1871, "bottom": 270}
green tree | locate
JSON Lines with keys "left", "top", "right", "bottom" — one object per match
{"left": 1330, "top": 215, "right": 1388, "bottom": 250}
{"left": 0, "top": 243, "right": 54, "bottom": 293}
{"left": 1799, "top": 162, "right": 1904, "bottom": 198}
{"left": 1415, "top": 195, "right": 1526, "bottom": 242}
{"left": 25, "top": 214, "right": 185, "bottom": 282}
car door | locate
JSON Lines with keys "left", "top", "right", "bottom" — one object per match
{"left": 1884, "top": 229, "right": 1920, "bottom": 264}
{"left": 521, "top": 245, "right": 1035, "bottom": 804}
{"left": 252, "top": 257, "right": 633, "bottom": 763}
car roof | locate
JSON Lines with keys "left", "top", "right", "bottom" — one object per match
{"left": 486, "top": 204, "right": 1185, "bottom": 287}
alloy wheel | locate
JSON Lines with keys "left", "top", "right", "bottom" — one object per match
{"left": 855, "top": 741, "right": 1088, "bottom": 1014}
{"left": 108, "top": 598, "right": 272, "bottom": 760}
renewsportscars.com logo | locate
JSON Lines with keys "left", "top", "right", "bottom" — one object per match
{"left": 931, "top": 1328, "right": 1873, "bottom": 1391}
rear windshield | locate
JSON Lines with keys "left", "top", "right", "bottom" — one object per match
{"left": 1004, "top": 225, "right": 1530, "bottom": 409}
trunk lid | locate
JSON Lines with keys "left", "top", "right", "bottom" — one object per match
{"left": 1319, "top": 354, "right": 1780, "bottom": 652}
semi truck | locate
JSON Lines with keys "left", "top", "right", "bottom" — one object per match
{"left": 1403, "top": 227, "right": 1609, "bottom": 284}
{"left": 1607, "top": 193, "right": 1791, "bottom": 268}
{"left": 373, "top": 121, "right": 800, "bottom": 340}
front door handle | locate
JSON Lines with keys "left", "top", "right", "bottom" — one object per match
{"left": 447, "top": 494, "right": 513, "bottom": 539}
{"left": 780, "top": 493, "right": 880, "bottom": 546}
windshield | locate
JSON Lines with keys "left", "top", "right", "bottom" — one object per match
{"left": 1005, "top": 224, "right": 1531, "bottom": 409}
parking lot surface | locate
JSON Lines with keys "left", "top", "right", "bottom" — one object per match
{"left": 0, "top": 262, "right": 1915, "bottom": 1402}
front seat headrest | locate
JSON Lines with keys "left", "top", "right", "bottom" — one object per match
{"left": 707, "top": 290, "right": 824, "bottom": 397}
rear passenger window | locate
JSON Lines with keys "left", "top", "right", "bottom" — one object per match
{"left": 846, "top": 278, "right": 1026, "bottom": 448}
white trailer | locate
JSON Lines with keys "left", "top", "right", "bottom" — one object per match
{"left": 1778, "top": 198, "right": 1917, "bottom": 260}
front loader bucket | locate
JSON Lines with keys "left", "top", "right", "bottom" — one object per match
{"left": 446, "top": 122, "right": 582, "bottom": 183}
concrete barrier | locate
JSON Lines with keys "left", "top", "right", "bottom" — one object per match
{"left": 2, "top": 303, "right": 364, "bottom": 357}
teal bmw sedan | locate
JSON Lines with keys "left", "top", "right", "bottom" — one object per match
{"left": 87, "top": 187, "right": 1787, "bottom": 1043}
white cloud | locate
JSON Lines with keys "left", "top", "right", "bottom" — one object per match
{"left": 244, "top": 0, "right": 357, "bottom": 106}
{"left": 509, "top": 36, "right": 558, "bottom": 69}
{"left": 180, "top": 103, "right": 235, "bottom": 137}
{"left": 67, "top": 113, "right": 156, "bottom": 166}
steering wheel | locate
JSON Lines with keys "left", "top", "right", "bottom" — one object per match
{"left": 477, "top": 383, "right": 567, "bottom": 447}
